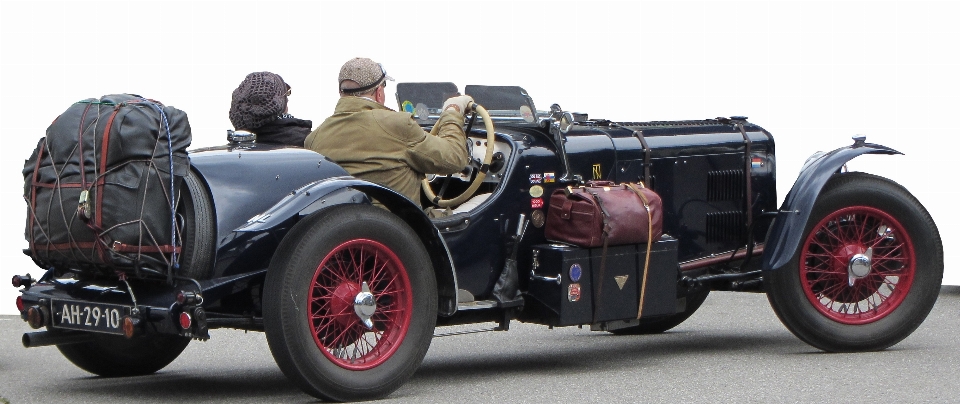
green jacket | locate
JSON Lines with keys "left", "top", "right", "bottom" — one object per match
{"left": 304, "top": 96, "right": 469, "bottom": 206}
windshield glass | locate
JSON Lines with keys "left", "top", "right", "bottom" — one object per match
{"left": 395, "top": 83, "right": 540, "bottom": 123}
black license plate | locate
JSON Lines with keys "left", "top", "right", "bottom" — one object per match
{"left": 51, "top": 299, "right": 128, "bottom": 335}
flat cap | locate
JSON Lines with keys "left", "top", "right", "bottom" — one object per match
{"left": 338, "top": 57, "right": 394, "bottom": 94}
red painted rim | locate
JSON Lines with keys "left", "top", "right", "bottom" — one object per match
{"left": 799, "top": 206, "right": 915, "bottom": 325}
{"left": 308, "top": 239, "right": 412, "bottom": 370}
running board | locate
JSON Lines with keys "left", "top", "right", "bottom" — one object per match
{"left": 433, "top": 327, "right": 498, "bottom": 338}
{"left": 456, "top": 299, "right": 498, "bottom": 311}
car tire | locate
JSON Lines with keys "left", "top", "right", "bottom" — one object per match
{"left": 263, "top": 204, "right": 437, "bottom": 402}
{"left": 609, "top": 289, "right": 709, "bottom": 335}
{"left": 177, "top": 169, "right": 215, "bottom": 280}
{"left": 766, "top": 172, "right": 943, "bottom": 352}
{"left": 56, "top": 332, "right": 190, "bottom": 376}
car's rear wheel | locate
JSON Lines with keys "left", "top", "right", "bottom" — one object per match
{"left": 609, "top": 289, "right": 709, "bottom": 335}
{"left": 264, "top": 204, "right": 437, "bottom": 402}
{"left": 766, "top": 172, "right": 943, "bottom": 352}
{"left": 56, "top": 332, "right": 189, "bottom": 376}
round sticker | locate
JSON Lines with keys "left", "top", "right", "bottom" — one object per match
{"left": 529, "top": 185, "right": 544, "bottom": 198}
{"left": 569, "top": 263, "right": 582, "bottom": 282}
{"left": 415, "top": 103, "right": 430, "bottom": 120}
{"left": 401, "top": 100, "right": 414, "bottom": 113}
{"left": 530, "top": 210, "right": 546, "bottom": 228}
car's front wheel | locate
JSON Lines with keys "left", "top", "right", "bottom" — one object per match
{"left": 766, "top": 172, "right": 943, "bottom": 352}
{"left": 263, "top": 204, "right": 437, "bottom": 402}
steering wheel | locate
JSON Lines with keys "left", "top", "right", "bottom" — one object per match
{"left": 422, "top": 102, "right": 496, "bottom": 208}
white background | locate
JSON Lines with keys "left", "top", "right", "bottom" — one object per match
{"left": 1, "top": 0, "right": 957, "bottom": 315}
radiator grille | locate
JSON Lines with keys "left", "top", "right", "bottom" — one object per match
{"left": 706, "top": 211, "right": 745, "bottom": 244}
{"left": 707, "top": 170, "right": 744, "bottom": 202}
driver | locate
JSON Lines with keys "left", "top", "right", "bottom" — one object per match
{"left": 304, "top": 57, "right": 473, "bottom": 209}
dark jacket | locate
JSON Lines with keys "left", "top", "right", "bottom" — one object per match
{"left": 253, "top": 115, "right": 313, "bottom": 146}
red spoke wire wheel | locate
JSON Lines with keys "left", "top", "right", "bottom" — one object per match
{"left": 308, "top": 239, "right": 412, "bottom": 370}
{"left": 799, "top": 206, "right": 915, "bottom": 325}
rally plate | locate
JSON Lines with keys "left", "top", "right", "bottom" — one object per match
{"left": 50, "top": 299, "right": 129, "bottom": 335}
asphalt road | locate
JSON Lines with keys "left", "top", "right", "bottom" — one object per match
{"left": 1, "top": 287, "right": 957, "bottom": 404}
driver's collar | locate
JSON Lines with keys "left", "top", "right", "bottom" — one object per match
{"left": 335, "top": 95, "right": 396, "bottom": 113}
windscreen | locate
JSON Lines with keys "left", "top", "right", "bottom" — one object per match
{"left": 395, "top": 82, "right": 460, "bottom": 121}
{"left": 395, "top": 83, "right": 538, "bottom": 123}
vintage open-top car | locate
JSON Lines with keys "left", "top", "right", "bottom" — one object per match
{"left": 12, "top": 84, "right": 943, "bottom": 402}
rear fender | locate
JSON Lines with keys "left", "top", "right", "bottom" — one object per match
{"left": 240, "top": 176, "right": 459, "bottom": 316}
{"left": 761, "top": 138, "right": 901, "bottom": 271}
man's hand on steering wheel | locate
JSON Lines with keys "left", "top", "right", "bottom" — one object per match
{"left": 423, "top": 99, "right": 496, "bottom": 208}
{"left": 442, "top": 95, "right": 474, "bottom": 115}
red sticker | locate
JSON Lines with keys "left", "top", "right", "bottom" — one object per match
{"left": 568, "top": 283, "right": 581, "bottom": 302}
{"left": 531, "top": 198, "right": 544, "bottom": 209}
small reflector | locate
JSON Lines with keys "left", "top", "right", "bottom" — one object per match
{"left": 179, "top": 312, "right": 192, "bottom": 330}
{"left": 122, "top": 316, "right": 140, "bottom": 339}
{"left": 16, "top": 296, "right": 24, "bottom": 313}
{"left": 26, "top": 306, "right": 44, "bottom": 329}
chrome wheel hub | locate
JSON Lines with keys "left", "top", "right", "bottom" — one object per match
{"left": 353, "top": 282, "right": 376, "bottom": 329}
{"left": 847, "top": 247, "right": 873, "bottom": 286}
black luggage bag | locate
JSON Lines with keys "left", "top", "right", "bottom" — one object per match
{"left": 23, "top": 94, "right": 192, "bottom": 277}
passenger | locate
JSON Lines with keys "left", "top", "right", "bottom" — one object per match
{"left": 229, "top": 71, "right": 312, "bottom": 146}
{"left": 304, "top": 57, "right": 472, "bottom": 208}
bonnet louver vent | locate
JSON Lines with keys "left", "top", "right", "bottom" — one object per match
{"left": 707, "top": 170, "right": 744, "bottom": 202}
{"left": 706, "top": 211, "right": 745, "bottom": 244}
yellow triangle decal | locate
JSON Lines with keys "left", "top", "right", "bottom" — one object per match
{"left": 614, "top": 275, "right": 629, "bottom": 290}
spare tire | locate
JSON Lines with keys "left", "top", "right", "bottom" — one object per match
{"left": 176, "top": 169, "right": 215, "bottom": 280}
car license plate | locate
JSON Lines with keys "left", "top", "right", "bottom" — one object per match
{"left": 51, "top": 299, "right": 128, "bottom": 335}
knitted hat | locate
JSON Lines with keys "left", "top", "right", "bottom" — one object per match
{"left": 338, "top": 57, "right": 394, "bottom": 94}
{"left": 229, "top": 72, "right": 290, "bottom": 130}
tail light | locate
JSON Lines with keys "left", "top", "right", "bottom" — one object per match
{"left": 12, "top": 274, "right": 33, "bottom": 289}
{"left": 16, "top": 296, "right": 24, "bottom": 313}
{"left": 176, "top": 291, "right": 201, "bottom": 305}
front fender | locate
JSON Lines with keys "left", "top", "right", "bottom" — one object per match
{"left": 237, "top": 176, "right": 460, "bottom": 317}
{"left": 761, "top": 139, "right": 901, "bottom": 270}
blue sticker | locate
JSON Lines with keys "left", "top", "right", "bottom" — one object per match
{"left": 402, "top": 100, "right": 414, "bottom": 113}
{"left": 569, "top": 263, "right": 582, "bottom": 282}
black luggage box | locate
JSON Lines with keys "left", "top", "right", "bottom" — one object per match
{"left": 527, "top": 237, "right": 679, "bottom": 326}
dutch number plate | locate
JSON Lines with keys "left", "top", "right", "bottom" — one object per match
{"left": 51, "top": 299, "right": 127, "bottom": 335}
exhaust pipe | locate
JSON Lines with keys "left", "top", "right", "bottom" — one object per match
{"left": 22, "top": 331, "right": 95, "bottom": 348}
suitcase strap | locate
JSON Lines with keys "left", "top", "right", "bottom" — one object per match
{"left": 590, "top": 190, "right": 612, "bottom": 322}
{"left": 626, "top": 182, "right": 654, "bottom": 319}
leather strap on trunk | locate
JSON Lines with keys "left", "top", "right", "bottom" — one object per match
{"left": 627, "top": 182, "right": 654, "bottom": 319}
